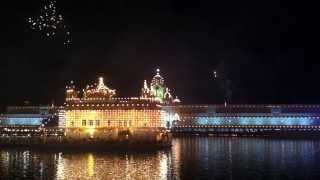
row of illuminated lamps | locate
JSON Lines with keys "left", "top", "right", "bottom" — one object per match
{"left": 90, "top": 127, "right": 166, "bottom": 131}
{"left": 0, "top": 134, "right": 34, "bottom": 137}
{"left": 65, "top": 116, "right": 161, "bottom": 120}
{"left": 175, "top": 112, "right": 320, "bottom": 116}
{"left": 66, "top": 114, "right": 162, "bottom": 118}
{"left": 175, "top": 125, "right": 320, "bottom": 129}
{"left": 69, "top": 122, "right": 159, "bottom": 127}
{"left": 65, "top": 109, "right": 165, "bottom": 113}
{"left": 66, "top": 97, "right": 160, "bottom": 103}
{"left": 66, "top": 116, "right": 162, "bottom": 120}
{"left": 67, "top": 118, "right": 161, "bottom": 124}
{"left": 84, "top": 88, "right": 112, "bottom": 92}
{"left": 65, "top": 113, "right": 162, "bottom": 116}
{"left": 113, "top": 97, "right": 154, "bottom": 100}
{"left": 0, "top": 125, "right": 41, "bottom": 128}
{"left": 66, "top": 117, "right": 161, "bottom": 120}
{"left": 1, "top": 133, "right": 61, "bottom": 137}
{"left": 67, "top": 97, "right": 157, "bottom": 100}
{"left": 80, "top": 121, "right": 160, "bottom": 127}
{"left": 2, "top": 128, "right": 41, "bottom": 132}
{"left": 66, "top": 103, "right": 152, "bottom": 107}
{"left": 1, "top": 128, "right": 64, "bottom": 132}
{"left": 64, "top": 109, "right": 163, "bottom": 112}
{"left": 7, "top": 106, "right": 57, "bottom": 110}
{"left": 82, "top": 92, "right": 109, "bottom": 96}
{"left": 182, "top": 116, "right": 319, "bottom": 119}
{"left": 70, "top": 121, "right": 160, "bottom": 125}
{"left": 69, "top": 113, "right": 163, "bottom": 116}
{"left": 67, "top": 119, "right": 161, "bottom": 123}
{"left": 65, "top": 116, "right": 162, "bottom": 119}
{"left": 172, "top": 105, "right": 320, "bottom": 108}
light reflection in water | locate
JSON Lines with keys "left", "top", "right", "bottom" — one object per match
{"left": 52, "top": 151, "right": 172, "bottom": 179}
{"left": 87, "top": 153, "right": 95, "bottom": 177}
{"left": 56, "top": 152, "right": 64, "bottom": 179}
{"left": 1, "top": 138, "right": 320, "bottom": 180}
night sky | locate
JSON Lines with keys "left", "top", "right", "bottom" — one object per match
{"left": 1, "top": 0, "right": 318, "bottom": 108}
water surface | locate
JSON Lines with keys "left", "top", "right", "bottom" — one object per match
{"left": 1, "top": 137, "right": 320, "bottom": 180}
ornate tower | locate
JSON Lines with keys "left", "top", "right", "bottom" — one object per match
{"left": 150, "top": 69, "right": 166, "bottom": 103}
{"left": 140, "top": 68, "right": 181, "bottom": 104}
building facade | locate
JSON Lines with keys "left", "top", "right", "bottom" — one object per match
{"left": 64, "top": 70, "right": 179, "bottom": 140}
{"left": 168, "top": 104, "right": 320, "bottom": 134}
{"left": 4, "top": 68, "right": 319, "bottom": 137}
{"left": 1, "top": 106, "right": 59, "bottom": 127}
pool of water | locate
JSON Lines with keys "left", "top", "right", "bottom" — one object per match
{"left": 1, "top": 137, "right": 320, "bottom": 180}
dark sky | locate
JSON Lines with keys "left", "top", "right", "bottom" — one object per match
{"left": 1, "top": 0, "right": 319, "bottom": 108}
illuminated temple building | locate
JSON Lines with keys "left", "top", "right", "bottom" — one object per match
{"left": 63, "top": 69, "right": 179, "bottom": 140}
{"left": 1, "top": 68, "right": 320, "bottom": 138}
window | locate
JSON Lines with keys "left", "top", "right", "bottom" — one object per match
{"left": 108, "top": 120, "right": 111, "bottom": 127}
{"left": 89, "top": 120, "right": 94, "bottom": 126}
{"left": 82, "top": 120, "right": 86, "bottom": 126}
{"left": 96, "top": 120, "right": 100, "bottom": 127}
{"left": 71, "top": 121, "right": 74, "bottom": 127}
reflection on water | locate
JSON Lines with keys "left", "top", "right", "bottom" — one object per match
{"left": 0, "top": 149, "right": 172, "bottom": 180}
{"left": 1, "top": 137, "right": 320, "bottom": 180}
{"left": 55, "top": 151, "right": 171, "bottom": 179}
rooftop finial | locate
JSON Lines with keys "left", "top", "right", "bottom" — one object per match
{"left": 156, "top": 68, "right": 160, "bottom": 75}
{"left": 97, "top": 77, "right": 107, "bottom": 90}
{"left": 99, "top": 77, "right": 104, "bottom": 85}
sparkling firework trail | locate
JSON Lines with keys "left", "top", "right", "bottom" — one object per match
{"left": 28, "top": 0, "right": 71, "bottom": 46}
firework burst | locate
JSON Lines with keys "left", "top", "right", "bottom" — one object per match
{"left": 28, "top": 0, "right": 71, "bottom": 46}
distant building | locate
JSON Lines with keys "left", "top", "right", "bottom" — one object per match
{"left": 1, "top": 106, "right": 59, "bottom": 127}
{"left": 168, "top": 104, "right": 320, "bottom": 135}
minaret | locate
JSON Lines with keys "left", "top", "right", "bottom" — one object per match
{"left": 164, "top": 88, "right": 172, "bottom": 99}
{"left": 141, "top": 80, "right": 151, "bottom": 98}
{"left": 164, "top": 88, "right": 173, "bottom": 104}
{"left": 144, "top": 80, "right": 149, "bottom": 91}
